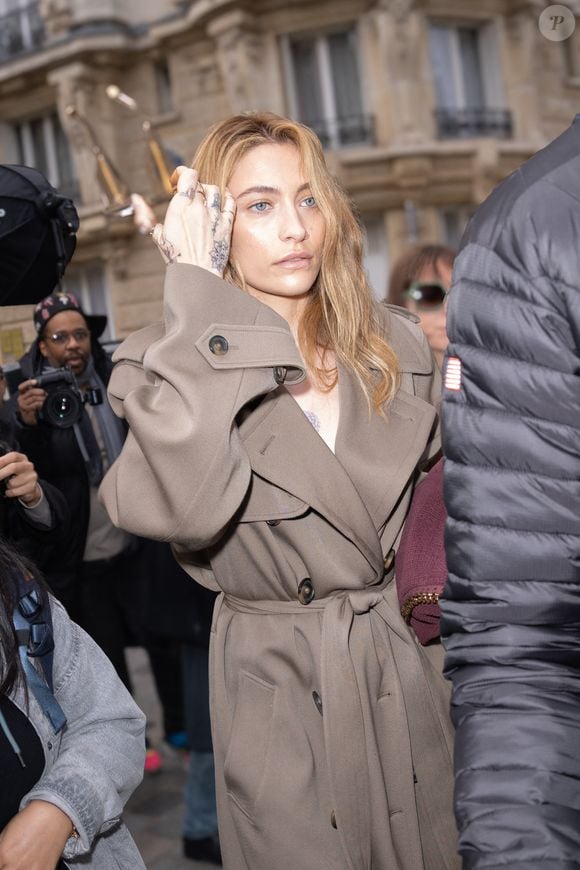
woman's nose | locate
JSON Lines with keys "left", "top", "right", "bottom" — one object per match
{"left": 280, "top": 207, "right": 307, "bottom": 241}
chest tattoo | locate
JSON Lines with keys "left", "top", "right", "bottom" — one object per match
{"left": 304, "top": 410, "right": 321, "bottom": 432}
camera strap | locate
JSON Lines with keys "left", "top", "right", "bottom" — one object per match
{"left": 73, "top": 414, "right": 103, "bottom": 487}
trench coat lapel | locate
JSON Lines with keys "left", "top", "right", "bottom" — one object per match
{"left": 335, "top": 362, "right": 437, "bottom": 533}
{"left": 241, "top": 385, "right": 384, "bottom": 576}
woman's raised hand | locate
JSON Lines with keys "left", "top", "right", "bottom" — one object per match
{"left": 151, "top": 166, "right": 236, "bottom": 277}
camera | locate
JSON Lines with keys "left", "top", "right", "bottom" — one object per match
{"left": 34, "top": 368, "right": 103, "bottom": 429}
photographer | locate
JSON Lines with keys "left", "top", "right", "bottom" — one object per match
{"left": 14, "top": 294, "right": 186, "bottom": 772}
{"left": 14, "top": 292, "right": 135, "bottom": 689}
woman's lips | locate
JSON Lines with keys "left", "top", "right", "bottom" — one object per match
{"left": 275, "top": 255, "right": 313, "bottom": 269}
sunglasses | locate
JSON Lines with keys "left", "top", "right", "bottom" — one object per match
{"left": 404, "top": 281, "right": 448, "bottom": 310}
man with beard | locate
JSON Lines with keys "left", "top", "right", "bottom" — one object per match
{"left": 14, "top": 292, "right": 135, "bottom": 688}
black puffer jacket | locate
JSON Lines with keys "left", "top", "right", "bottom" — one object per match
{"left": 441, "top": 116, "right": 580, "bottom": 867}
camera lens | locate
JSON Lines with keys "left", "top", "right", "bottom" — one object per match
{"left": 43, "top": 388, "right": 83, "bottom": 428}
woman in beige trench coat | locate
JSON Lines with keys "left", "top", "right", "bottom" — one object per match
{"left": 100, "top": 113, "right": 459, "bottom": 870}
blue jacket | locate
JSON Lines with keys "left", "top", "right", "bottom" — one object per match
{"left": 441, "top": 117, "right": 580, "bottom": 867}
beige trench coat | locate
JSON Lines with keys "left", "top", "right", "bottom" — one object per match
{"left": 100, "top": 264, "right": 459, "bottom": 870}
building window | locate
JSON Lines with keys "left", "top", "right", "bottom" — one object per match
{"left": 361, "top": 214, "right": 389, "bottom": 302}
{"left": 428, "top": 21, "right": 512, "bottom": 139}
{"left": 154, "top": 59, "right": 173, "bottom": 115}
{"left": 0, "top": 0, "right": 44, "bottom": 62}
{"left": 15, "top": 111, "right": 79, "bottom": 200}
{"left": 281, "top": 28, "right": 374, "bottom": 149}
{"left": 63, "top": 261, "right": 114, "bottom": 342}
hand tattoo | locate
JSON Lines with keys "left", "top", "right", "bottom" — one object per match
{"left": 210, "top": 239, "right": 229, "bottom": 274}
{"left": 210, "top": 192, "right": 220, "bottom": 209}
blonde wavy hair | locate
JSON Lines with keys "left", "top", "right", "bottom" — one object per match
{"left": 191, "top": 112, "right": 399, "bottom": 411}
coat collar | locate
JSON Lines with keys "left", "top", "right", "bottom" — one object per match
{"left": 241, "top": 383, "right": 384, "bottom": 576}
{"left": 335, "top": 362, "right": 436, "bottom": 532}
{"left": 240, "top": 352, "right": 436, "bottom": 576}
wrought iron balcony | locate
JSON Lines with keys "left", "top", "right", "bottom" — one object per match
{"left": 307, "top": 114, "right": 375, "bottom": 149}
{"left": 435, "top": 108, "right": 513, "bottom": 140}
{"left": 0, "top": 2, "right": 45, "bottom": 63}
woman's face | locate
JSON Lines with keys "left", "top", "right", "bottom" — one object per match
{"left": 405, "top": 259, "right": 452, "bottom": 366}
{"left": 227, "top": 142, "right": 326, "bottom": 318}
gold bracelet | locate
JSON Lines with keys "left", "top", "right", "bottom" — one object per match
{"left": 400, "top": 591, "right": 440, "bottom": 623}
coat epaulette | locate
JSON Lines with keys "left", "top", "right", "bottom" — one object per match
{"left": 381, "top": 302, "right": 420, "bottom": 324}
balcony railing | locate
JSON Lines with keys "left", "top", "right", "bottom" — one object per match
{"left": 307, "top": 114, "right": 375, "bottom": 149}
{"left": 435, "top": 108, "right": 513, "bottom": 140}
{"left": 0, "top": 2, "right": 45, "bottom": 63}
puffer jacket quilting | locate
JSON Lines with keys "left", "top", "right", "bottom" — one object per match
{"left": 441, "top": 117, "right": 580, "bottom": 868}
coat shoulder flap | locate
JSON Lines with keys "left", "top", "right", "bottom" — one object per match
{"left": 378, "top": 303, "right": 433, "bottom": 375}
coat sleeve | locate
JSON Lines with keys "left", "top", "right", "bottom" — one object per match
{"left": 21, "top": 598, "right": 146, "bottom": 860}
{"left": 441, "top": 197, "right": 580, "bottom": 865}
{"left": 99, "top": 264, "right": 305, "bottom": 548}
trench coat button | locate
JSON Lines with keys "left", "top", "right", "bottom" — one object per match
{"left": 273, "top": 366, "right": 287, "bottom": 385}
{"left": 297, "top": 578, "right": 315, "bottom": 605}
{"left": 266, "top": 519, "right": 280, "bottom": 527}
{"left": 209, "top": 335, "right": 228, "bottom": 355}
{"left": 383, "top": 548, "right": 395, "bottom": 573}
{"left": 331, "top": 810, "right": 338, "bottom": 829}
{"left": 47, "top": 741, "right": 53, "bottom": 750}
{"left": 312, "top": 690, "right": 323, "bottom": 715}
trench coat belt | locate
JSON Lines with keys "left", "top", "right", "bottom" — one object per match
{"left": 223, "top": 568, "right": 406, "bottom": 870}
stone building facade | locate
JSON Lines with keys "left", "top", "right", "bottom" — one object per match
{"left": 0, "top": 0, "right": 579, "bottom": 359}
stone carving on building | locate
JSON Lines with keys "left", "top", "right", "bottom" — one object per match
{"left": 375, "top": 0, "right": 424, "bottom": 144}
{"left": 374, "top": 0, "right": 416, "bottom": 23}
{"left": 39, "top": 0, "right": 73, "bottom": 37}
{"left": 208, "top": 11, "right": 273, "bottom": 113}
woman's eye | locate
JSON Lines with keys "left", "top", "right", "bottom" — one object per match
{"left": 302, "top": 195, "right": 316, "bottom": 208}
{"left": 250, "top": 201, "right": 270, "bottom": 213}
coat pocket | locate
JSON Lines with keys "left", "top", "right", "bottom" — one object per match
{"left": 223, "top": 670, "right": 276, "bottom": 821}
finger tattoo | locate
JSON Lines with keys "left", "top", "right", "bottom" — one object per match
{"left": 158, "top": 232, "right": 180, "bottom": 263}
{"left": 210, "top": 240, "right": 229, "bottom": 273}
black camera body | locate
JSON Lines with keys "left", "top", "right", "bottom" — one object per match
{"left": 35, "top": 368, "right": 103, "bottom": 429}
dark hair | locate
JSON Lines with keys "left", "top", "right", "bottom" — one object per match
{"left": 387, "top": 244, "right": 456, "bottom": 307}
{"left": 0, "top": 540, "right": 45, "bottom": 697}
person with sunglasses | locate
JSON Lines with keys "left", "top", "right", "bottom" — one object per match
{"left": 387, "top": 244, "right": 456, "bottom": 370}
